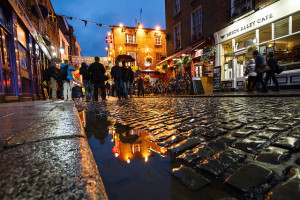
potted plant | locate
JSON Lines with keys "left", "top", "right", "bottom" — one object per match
{"left": 145, "top": 56, "right": 153, "bottom": 64}
{"left": 247, "top": 45, "right": 257, "bottom": 53}
{"left": 224, "top": 52, "right": 235, "bottom": 58}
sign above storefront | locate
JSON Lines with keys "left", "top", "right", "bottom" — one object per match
{"left": 106, "top": 37, "right": 112, "bottom": 43}
{"left": 194, "top": 49, "right": 203, "bottom": 58}
{"left": 214, "top": 0, "right": 300, "bottom": 44}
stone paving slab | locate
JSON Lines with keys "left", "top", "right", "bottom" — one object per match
{"left": 0, "top": 101, "right": 108, "bottom": 200}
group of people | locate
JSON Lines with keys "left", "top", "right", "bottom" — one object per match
{"left": 47, "top": 60, "right": 75, "bottom": 101}
{"left": 110, "top": 60, "right": 145, "bottom": 99}
{"left": 245, "top": 50, "right": 280, "bottom": 92}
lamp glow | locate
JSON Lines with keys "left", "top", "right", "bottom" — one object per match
{"left": 155, "top": 26, "right": 160, "bottom": 31}
{"left": 59, "top": 47, "right": 65, "bottom": 54}
{"left": 119, "top": 23, "right": 123, "bottom": 28}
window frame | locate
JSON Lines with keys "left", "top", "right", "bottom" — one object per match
{"left": 174, "top": 23, "right": 181, "bottom": 50}
{"left": 174, "top": 0, "right": 181, "bottom": 15}
{"left": 125, "top": 33, "right": 136, "bottom": 44}
{"left": 191, "top": 7, "right": 202, "bottom": 41}
{"left": 126, "top": 51, "right": 138, "bottom": 66}
{"left": 155, "top": 36, "right": 161, "bottom": 46}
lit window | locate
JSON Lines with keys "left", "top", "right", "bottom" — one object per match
{"left": 174, "top": 23, "right": 181, "bottom": 50}
{"left": 17, "top": 23, "right": 27, "bottom": 48}
{"left": 174, "top": 0, "right": 180, "bottom": 15}
{"left": 156, "top": 53, "right": 162, "bottom": 62}
{"left": 155, "top": 36, "right": 161, "bottom": 45}
{"left": 125, "top": 34, "right": 136, "bottom": 44}
{"left": 192, "top": 8, "right": 202, "bottom": 40}
{"left": 127, "top": 52, "right": 138, "bottom": 66}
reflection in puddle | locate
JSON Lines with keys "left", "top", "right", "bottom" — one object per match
{"left": 79, "top": 110, "right": 245, "bottom": 200}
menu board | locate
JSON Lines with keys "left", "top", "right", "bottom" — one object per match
{"left": 213, "top": 66, "right": 221, "bottom": 91}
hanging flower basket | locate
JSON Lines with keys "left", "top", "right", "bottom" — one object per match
{"left": 247, "top": 45, "right": 257, "bottom": 52}
{"left": 145, "top": 56, "right": 153, "bottom": 64}
{"left": 144, "top": 75, "right": 150, "bottom": 83}
{"left": 224, "top": 52, "right": 235, "bottom": 58}
{"left": 203, "top": 45, "right": 216, "bottom": 57}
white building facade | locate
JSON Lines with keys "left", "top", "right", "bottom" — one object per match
{"left": 214, "top": 0, "right": 300, "bottom": 89}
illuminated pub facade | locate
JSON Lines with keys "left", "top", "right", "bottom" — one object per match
{"left": 214, "top": 0, "right": 300, "bottom": 90}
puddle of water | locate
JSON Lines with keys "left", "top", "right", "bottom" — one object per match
{"left": 79, "top": 110, "right": 245, "bottom": 200}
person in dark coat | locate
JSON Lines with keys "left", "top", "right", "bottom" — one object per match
{"left": 138, "top": 76, "right": 144, "bottom": 97}
{"left": 128, "top": 67, "right": 134, "bottom": 98}
{"left": 253, "top": 50, "right": 267, "bottom": 93}
{"left": 111, "top": 60, "right": 123, "bottom": 100}
{"left": 266, "top": 52, "right": 280, "bottom": 91}
{"left": 80, "top": 62, "right": 94, "bottom": 101}
{"left": 122, "top": 61, "right": 129, "bottom": 98}
{"left": 89, "top": 56, "right": 106, "bottom": 101}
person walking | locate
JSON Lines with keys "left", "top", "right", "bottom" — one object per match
{"left": 48, "top": 62, "right": 59, "bottom": 101}
{"left": 89, "top": 56, "right": 106, "bottom": 101}
{"left": 122, "top": 61, "right": 129, "bottom": 99}
{"left": 266, "top": 52, "right": 280, "bottom": 91}
{"left": 111, "top": 60, "right": 123, "bottom": 100}
{"left": 128, "top": 66, "right": 134, "bottom": 98}
{"left": 106, "top": 81, "right": 111, "bottom": 97}
{"left": 60, "top": 60, "right": 75, "bottom": 101}
{"left": 138, "top": 75, "right": 144, "bottom": 97}
{"left": 245, "top": 58, "right": 257, "bottom": 92}
{"left": 80, "top": 62, "right": 94, "bottom": 102}
{"left": 253, "top": 50, "right": 268, "bottom": 93}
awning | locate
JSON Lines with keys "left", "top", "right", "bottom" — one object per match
{"left": 156, "top": 39, "right": 208, "bottom": 66}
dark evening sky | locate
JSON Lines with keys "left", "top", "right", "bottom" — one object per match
{"left": 51, "top": 0, "right": 166, "bottom": 57}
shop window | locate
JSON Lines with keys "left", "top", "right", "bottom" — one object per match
{"left": 174, "top": 23, "right": 181, "bottom": 50}
{"left": 237, "top": 56, "right": 245, "bottom": 78}
{"left": 259, "top": 24, "right": 272, "bottom": 43}
{"left": 274, "top": 18, "right": 289, "bottom": 39}
{"left": 224, "top": 61, "right": 233, "bottom": 79}
{"left": 125, "top": 34, "right": 136, "bottom": 44}
{"left": 0, "top": 7, "right": 6, "bottom": 26}
{"left": 0, "top": 31, "right": 11, "bottom": 67}
{"left": 192, "top": 8, "right": 202, "bottom": 40}
{"left": 292, "top": 12, "right": 300, "bottom": 33}
{"left": 174, "top": 0, "right": 180, "bottom": 15}
{"left": 235, "top": 30, "right": 256, "bottom": 50}
{"left": 18, "top": 43, "right": 28, "bottom": 71}
{"left": 17, "top": 23, "right": 27, "bottom": 48}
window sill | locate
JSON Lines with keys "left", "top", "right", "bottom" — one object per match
{"left": 125, "top": 43, "right": 138, "bottom": 46}
{"left": 155, "top": 44, "right": 162, "bottom": 47}
{"left": 173, "top": 10, "right": 182, "bottom": 18}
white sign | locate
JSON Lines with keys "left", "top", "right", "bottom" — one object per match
{"left": 214, "top": 0, "right": 300, "bottom": 44}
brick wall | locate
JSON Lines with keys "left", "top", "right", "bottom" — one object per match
{"left": 165, "top": 0, "right": 231, "bottom": 56}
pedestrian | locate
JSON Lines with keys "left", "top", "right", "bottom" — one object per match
{"left": 48, "top": 62, "right": 59, "bottom": 101}
{"left": 89, "top": 56, "right": 106, "bottom": 101}
{"left": 60, "top": 60, "right": 75, "bottom": 101}
{"left": 266, "top": 52, "right": 280, "bottom": 91}
{"left": 111, "top": 60, "right": 123, "bottom": 100}
{"left": 112, "top": 82, "right": 116, "bottom": 97}
{"left": 106, "top": 81, "right": 111, "bottom": 97}
{"left": 128, "top": 66, "right": 134, "bottom": 98}
{"left": 80, "top": 62, "right": 94, "bottom": 102}
{"left": 253, "top": 50, "right": 268, "bottom": 93}
{"left": 245, "top": 58, "right": 257, "bottom": 92}
{"left": 122, "top": 61, "right": 129, "bottom": 98}
{"left": 138, "top": 75, "right": 144, "bottom": 97}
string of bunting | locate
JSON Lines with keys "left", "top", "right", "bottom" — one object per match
{"left": 56, "top": 14, "right": 114, "bottom": 29}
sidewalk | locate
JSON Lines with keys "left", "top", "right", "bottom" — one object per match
{"left": 0, "top": 101, "right": 107, "bottom": 199}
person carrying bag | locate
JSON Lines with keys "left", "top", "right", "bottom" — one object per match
{"left": 266, "top": 52, "right": 280, "bottom": 91}
{"left": 253, "top": 50, "right": 268, "bottom": 92}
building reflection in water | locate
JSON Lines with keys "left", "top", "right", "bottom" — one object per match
{"left": 79, "top": 110, "right": 167, "bottom": 163}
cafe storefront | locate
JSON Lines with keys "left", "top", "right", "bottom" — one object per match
{"left": 214, "top": 0, "right": 300, "bottom": 90}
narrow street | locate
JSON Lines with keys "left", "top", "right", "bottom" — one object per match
{"left": 75, "top": 96, "right": 300, "bottom": 200}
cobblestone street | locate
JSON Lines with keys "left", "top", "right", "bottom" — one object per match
{"left": 76, "top": 97, "right": 300, "bottom": 200}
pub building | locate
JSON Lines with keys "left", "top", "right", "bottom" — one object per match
{"left": 214, "top": 0, "right": 300, "bottom": 90}
{"left": 0, "top": 0, "right": 57, "bottom": 103}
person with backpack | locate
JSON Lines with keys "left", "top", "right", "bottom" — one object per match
{"left": 128, "top": 66, "right": 134, "bottom": 98}
{"left": 80, "top": 62, "right": 94, "bottom": 101}
{"left": 89, "top": 56, "right": 106, "bottom": 101}
{"left": 59, "top": 60, "right": 75, "bottom": 101}
{"left": 47, "top": 61, "right": 59, "bottom": 101}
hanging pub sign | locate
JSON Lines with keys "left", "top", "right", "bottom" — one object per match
{"left": 194, "top": 49, "right": 203, "bottom": 58}
{"left": 106, "top": 37, "right": 112, "bottom": 43}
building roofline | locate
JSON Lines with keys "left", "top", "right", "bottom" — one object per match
{"left": 111, "top": 25, "right": 166, "bottom": 32}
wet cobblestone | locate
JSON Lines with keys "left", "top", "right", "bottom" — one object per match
{"left": 75, "top": 97, "right": 300, "bottom": 199}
